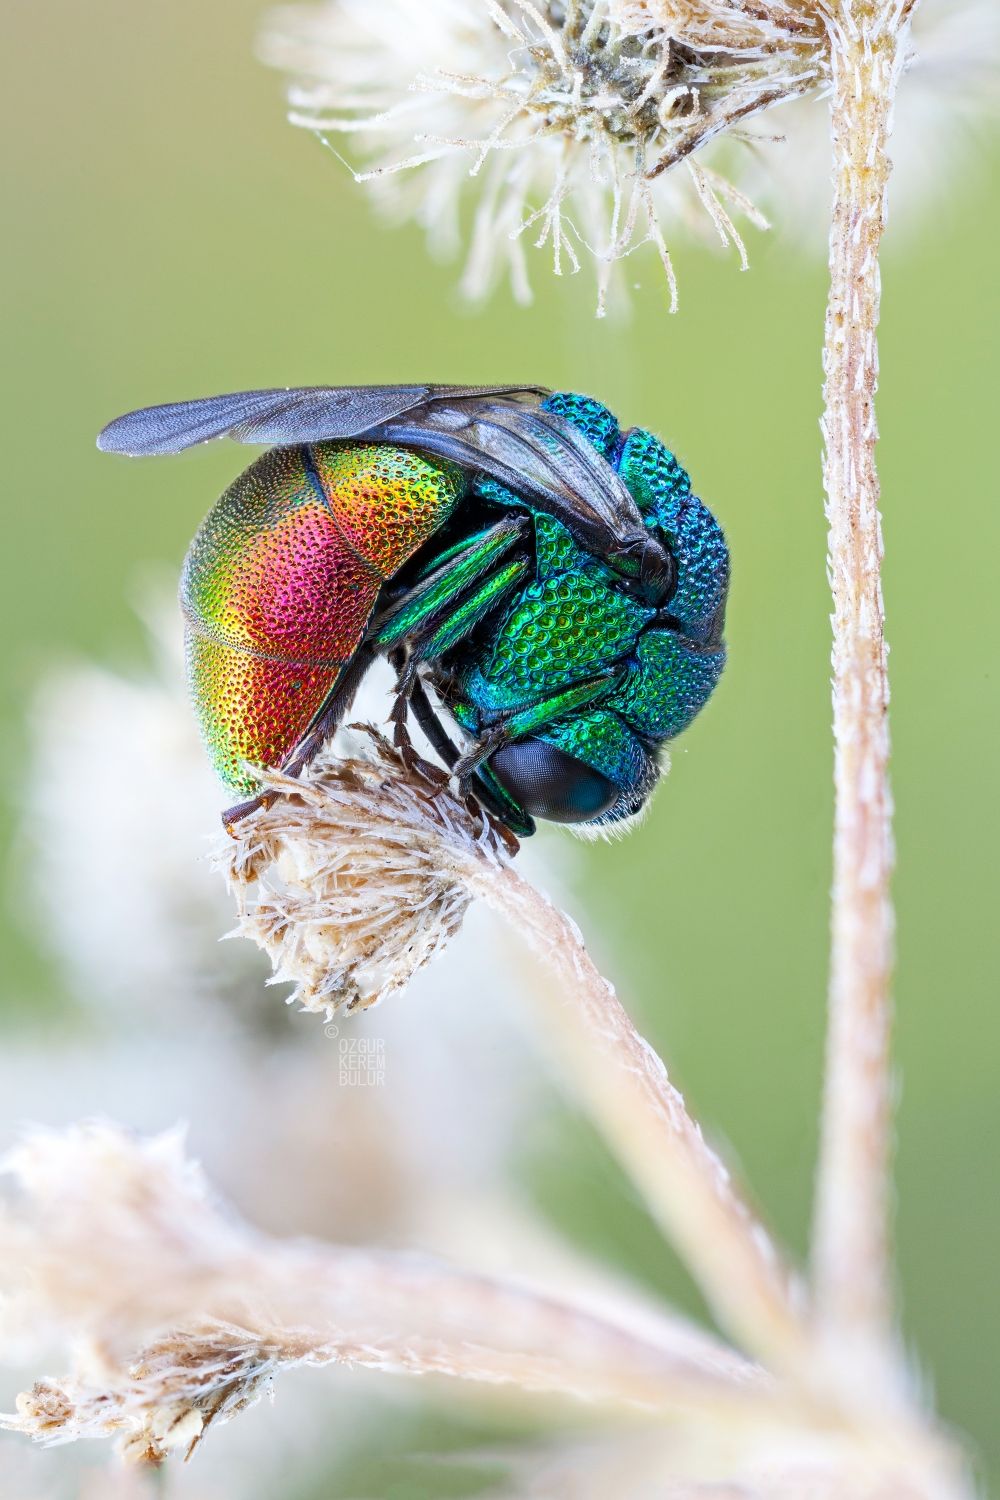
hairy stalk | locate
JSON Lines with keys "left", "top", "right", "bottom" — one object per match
{"left": 465, "top": 861, "right": 809, "bottom": 1371}
{"left": 813, "top": 0, "right": 913, "bottom": 1349}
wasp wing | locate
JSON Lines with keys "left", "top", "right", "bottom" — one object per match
{"left": 96, "top": 384, "right": 546, "bottom": 457}
{"left": 98, "top": 383, "right": 667, "bottom": 578}
{"left": 369, "top": 394, "right": 652, "bottom": 562}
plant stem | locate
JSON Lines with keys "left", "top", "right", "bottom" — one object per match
{"left": 813, "top": 0, "right": 913, "bottom": 1347}
{"left": 469, "top": 861, "right": 809, "bottom": 1371}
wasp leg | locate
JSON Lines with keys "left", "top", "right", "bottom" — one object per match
{"left": 371, "top": 516, "right": 529, "bottom": 648}
{"left": 386, "top": 643, "right": 539, "bottom": 840}
{"left": 408, "top": 559, "right": 529, "bottom": 660}
{"left": 405, "top": 675, "right": 532, "bottom": 837}
{"left": 407, "top": 675, "right": 460, "bottom": 770}
{"left": 381, "top": 647, "right": 531, "bottom": 836}
{"left": 284, "top": 643, "right": 379, "bottom": 778}
{"left": 386, "top": 553, "right": 529, "bottom": 754}
{"left": 384, "top": 646, "right": 414, "bottom": 760}
{"left": 221, "top": 791, "right": 273, "bottom": 832}
{"left": 451, "top": 720, "right": 510, "bottom": 783}
{"left": 381, "top": 547, "right": 532, "bottom": 758}
{"left": 470, "top": 760, "right": 536, "bottom": 838}
{"left": 387, "top": 646, "right": 437, "bottom": 768}
{"left": 451, "top": 669, "right": 625, "bottom": 787}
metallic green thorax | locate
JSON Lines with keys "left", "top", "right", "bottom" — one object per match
{"left": 436, "top": 392, "right": 729, "bottom": 832}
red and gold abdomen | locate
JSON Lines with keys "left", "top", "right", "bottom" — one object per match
{"left": 181, "top": 441, "right": 464, "bottom": 791}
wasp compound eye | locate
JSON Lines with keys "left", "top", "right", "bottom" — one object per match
{"left": 488, "top": 738, "right": 619, "bottom": 824}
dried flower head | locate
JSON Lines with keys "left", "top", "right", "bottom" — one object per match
{"left": 219, "top": 730, "right": 515, "bottom": 1015}
{"left": 261, "top": 0, "right": 998, "bottom": 309}
{"left": 260, "top": 0, "right": 827, "bottom": 311}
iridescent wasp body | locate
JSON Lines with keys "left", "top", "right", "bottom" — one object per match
{"left": 99, "top": 384, "right": 729, "bottom": 837}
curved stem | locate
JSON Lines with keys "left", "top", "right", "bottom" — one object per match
{"left": 468, "top": 861, "right": 809, "bottom": 1371}
{"left": 812, "top": 0, "right": 913, "bottom": 1346}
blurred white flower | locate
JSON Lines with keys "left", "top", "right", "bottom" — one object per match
{"left": 260, "top": 0, "right": 826, "bottom": 312}
{"left": 23, "top": 595, "right": 268, "bottom": 1031}
{"left": 0, "top": 1445, "right": 155, "bottom": 1500}
{"left": 260, "top": 0, "right": 997, "bottom": 310}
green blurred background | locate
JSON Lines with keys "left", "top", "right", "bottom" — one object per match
{"left": 2, "top": 0, "right": 997, "bottom": 1491}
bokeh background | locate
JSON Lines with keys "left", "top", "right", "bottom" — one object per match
{"left": 2, "top": 1, "right": 998, "bottom": 1494}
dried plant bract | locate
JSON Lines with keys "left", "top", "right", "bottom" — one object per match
{"left": 219, "top": 730, "right": 514, "bottom": 1015}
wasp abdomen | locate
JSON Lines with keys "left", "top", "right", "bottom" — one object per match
{"left": 181, "top": 441, "right": 464, "bottom": 791}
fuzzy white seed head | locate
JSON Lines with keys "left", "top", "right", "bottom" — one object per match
{"left": 261, "top": 0, "right": 997, "bottom": 310}
{"left": 260, "top": 0, "right": 827, "bottom": 312}
{"left": 218, "top": 730, "right": 515, "bottom": 1016}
